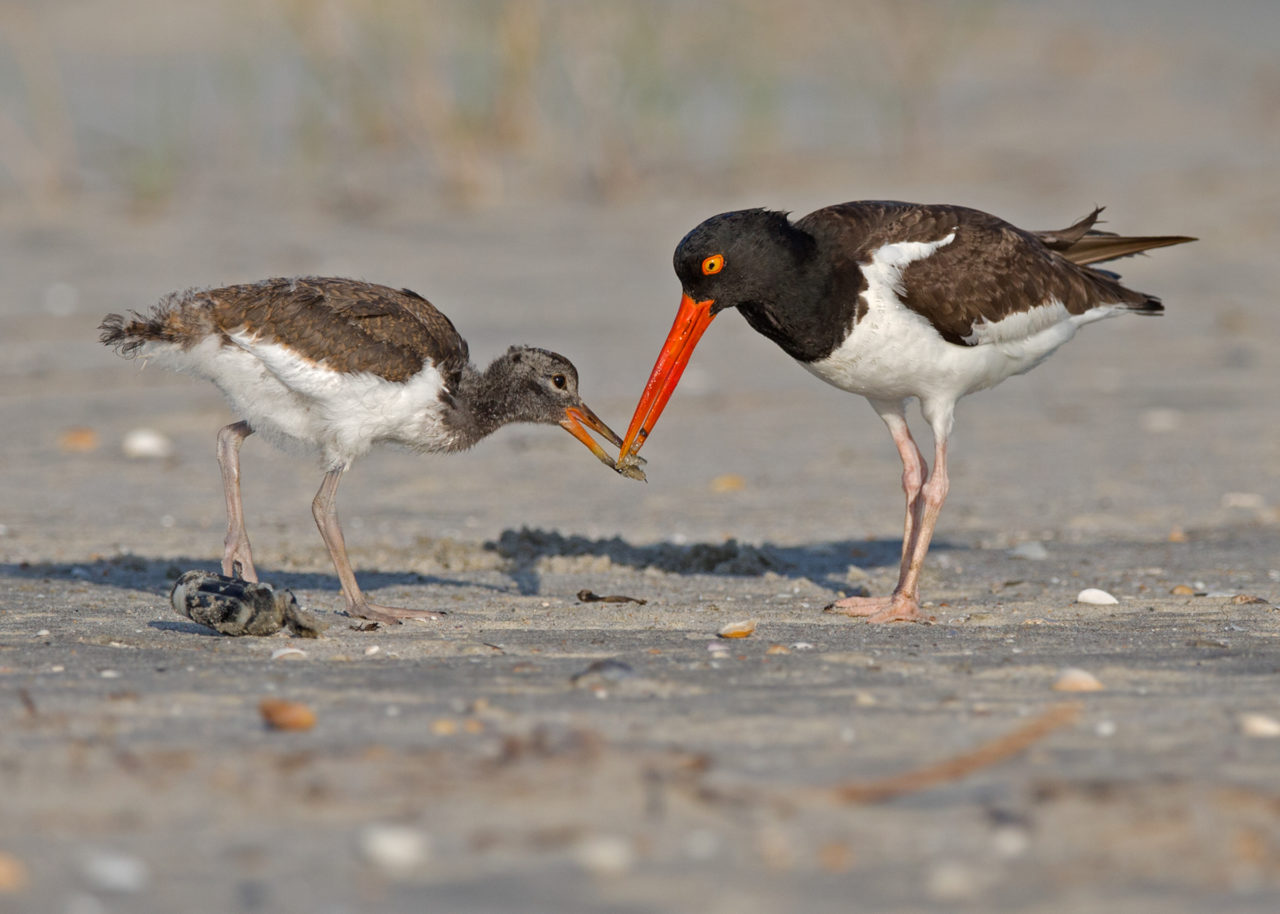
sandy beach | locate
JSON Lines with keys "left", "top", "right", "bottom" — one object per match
{"left": 2, "top": 1, "right": 1279, "bottom": 911}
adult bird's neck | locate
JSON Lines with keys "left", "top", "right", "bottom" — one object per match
{"left": 735, "top": 251, "right": 860, "bottom": 364}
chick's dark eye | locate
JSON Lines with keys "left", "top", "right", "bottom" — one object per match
{"left": 552, "top": 374, "right": 566, "bottom": 389}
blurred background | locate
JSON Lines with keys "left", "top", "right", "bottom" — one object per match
{"left": 3, "top": 0, "right": 1277, "bottom": 216}
{"left": 1, "top": 0, "right": 1278, "bottom": 558}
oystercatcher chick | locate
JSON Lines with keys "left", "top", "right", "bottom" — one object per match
{"left": 101, "top": 276, "right": 638, "bottom": 625}
{"left": 616, "top": 202, "right": 1193, "bottom": 622}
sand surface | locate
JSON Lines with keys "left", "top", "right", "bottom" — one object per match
{"left": 2, "top": 2, "right": 1280, "bottom": 911}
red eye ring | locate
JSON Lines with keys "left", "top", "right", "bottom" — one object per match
{"left": 701, "top": 254, "right": 724, "bottom": 276}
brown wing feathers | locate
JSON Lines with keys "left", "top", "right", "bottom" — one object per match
{"left": 100, "top": 277, "right": 470, "bottom": 385}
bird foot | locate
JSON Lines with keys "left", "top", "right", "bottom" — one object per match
{"left": 824, "top": 594, "right": 893, "bottom": 616}
{"left": 824, "top": 593, "right": 932, "bottom": 624}
{"left": 345, "top": 601, "right": 446, "bottom": 625}
{"left": 222, "top": 553, "right": 258, "bottom": 582}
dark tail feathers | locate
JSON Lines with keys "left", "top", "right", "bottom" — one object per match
{"left": 1036, "top": 207, "right": 1196, "bottom": 267}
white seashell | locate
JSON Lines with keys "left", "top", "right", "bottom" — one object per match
{"left": 359, "top": 825, "right": 431, "bottom": 875}
{"left": 270, "top": 647, "right": 307, "bottom": 660}
{"left": 1052, "top": 667, "right": 1104, "bottom": 692}
{"left": 364, "top": 645, "right": 381, "bottom": 656}
{"left": 121, "top": 427, "right": 174, "bottom": 460}
{"left": 80, "top": 850, "right": 149, "bottom": 894}
{"left": 1239, "top": 713, "right": 1280, "bottom": 738}
{"left": 1076, "top": 588, "right": 1118, "bottom": 605}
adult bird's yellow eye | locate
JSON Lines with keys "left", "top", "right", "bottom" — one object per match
{"left": 701, "top": 254, "right": 725, "bottom": 276}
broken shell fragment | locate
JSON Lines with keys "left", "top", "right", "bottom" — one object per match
{"left": 1052, "top": 668, "right": 1105, "bottom": 692}
{"left": 717, "top": 619, "right": 757, "bottom": 639}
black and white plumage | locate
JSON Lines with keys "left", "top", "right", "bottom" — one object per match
{"left": 616, "top": 202, "right": 1193, "bottom": 622}
{"left": 102, "top": 276, "right": 635, "bottom": 624}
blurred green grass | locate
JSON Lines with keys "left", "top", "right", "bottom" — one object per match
{"left": 0, "top": 0, "right": 999, "bottom": 213}
{"left": 0, "top": 0, "right": 1276, "bottom": 219}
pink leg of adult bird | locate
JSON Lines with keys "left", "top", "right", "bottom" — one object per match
{"left": 311, "top": 466, "right": 444, "bottom": 625}
{"left": 827, "top": 400, "right": 949, "bottom": 623}
{"left": 217, "top": 421, "right": 258, "bottom": 581}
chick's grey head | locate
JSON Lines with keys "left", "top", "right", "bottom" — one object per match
{"left": 492, "top": 346, "right": 584, "bottom": 425}
{"left": 480, "top": 346, "right": 638, "bottom": 478}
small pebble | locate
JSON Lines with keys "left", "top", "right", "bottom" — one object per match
{"left": 1221, "top": 492, "right": 1265, "bottom": 510}
{"left": 1230, "top": 594, "right": 1268, "bottom": 605}
{"left": 1052, "top": 667, "right": 1105, "bottom": 692}
{"left": 717, "top": 619, "right": 757, "bottom": 639}
{"left": 1170, "top": 584, "right": 1196, "bottom": 596}
{"left": 992, "top": 825, "right": 1030, "bottom": 858}
{"left": 709, "top": 473, "right": 746, "bottom": 493}
{"left": 707, "top": 642, "right": 730, "bottom": 654}
{"left": 1239, "top": 713, "right": 1280, "bottom": 738}
{"left": 765, "top": 644, "right": 790, "bottom": 655}
{"left": 359, "top": 825, "right": 430, "bottom": 875}
{"left": 1076, "top": 588, "right": 1118, "bottom": 605}
{"left": 570, "top": 659, "right": 635, "bottom": 685}
{"left": 1140, "top": 408, "right": 1183, "bottom": 434}
{"left": 573, "top": 835, "right": 634, "bottom": 876}
{"left": 791, "top": 642, "right": 815, "bottom": 651}
{"left": 364, "top": 645, "right": 381, "bottom": 656}
{"left": 259, "top": 698, "right": 316, "bottom": 731}
{"left": 80, "top": 850, "right": 149, "bottom": 894}
{"left": 926, "top": 861, "right": 979, "bottom": 902}
{"left": 270, "top": 647, "right": 307, "bottom": 660}
{"left": 1095, "top": 720, "right": 1118, "bottom": 737}
{"left": 58, "top": 427, "right": 100, "bottom": 453}
{"left": 1008, "top": 541, "right": 1048, "bottom": 561}
{"left": 99, "top": 670, "right": 120, "bottom": 679}
{"left": 121, "top": 428, "right": 174, "bottom": 460}
{"left": 0, "top": 852, "right": 28, "bottom": 892}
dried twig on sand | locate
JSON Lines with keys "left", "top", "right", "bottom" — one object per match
{"left": 833, "top": 704, "right": 1081, "bottom": 804}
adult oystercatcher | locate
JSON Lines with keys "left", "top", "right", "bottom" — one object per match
{"left": 101, "top": 276, "right": 639, "bottom": 625}
{"left": 615, "top": 202, "right": 1193, "bottom": 622}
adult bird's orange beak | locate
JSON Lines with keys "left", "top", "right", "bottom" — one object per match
{"left": 616, "top": 292, "right": 717, "bottom": 466}
{"left": 560, "top": 403, "right": 646, "bottom": 481}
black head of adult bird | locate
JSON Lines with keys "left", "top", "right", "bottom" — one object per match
{"left": 101, "top": 276, "right": 640, "bottom": 625}
{"left": 615, "top": 202, "right": 1194, "bottom": 622}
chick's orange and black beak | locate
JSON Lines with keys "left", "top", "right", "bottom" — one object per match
{"left": 560, "top": 401, "right": 624, "bottom": 464}
{"left": 617, "top": 292, "right": 717, "bottom": 464}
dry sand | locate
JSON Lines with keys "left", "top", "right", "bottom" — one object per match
{"left": 2, "top": 2, "right": 1280, "bottom": 912}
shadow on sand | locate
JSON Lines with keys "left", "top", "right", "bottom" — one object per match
{"left": 1, "top": 528, "right": 953, "bottom": 601}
